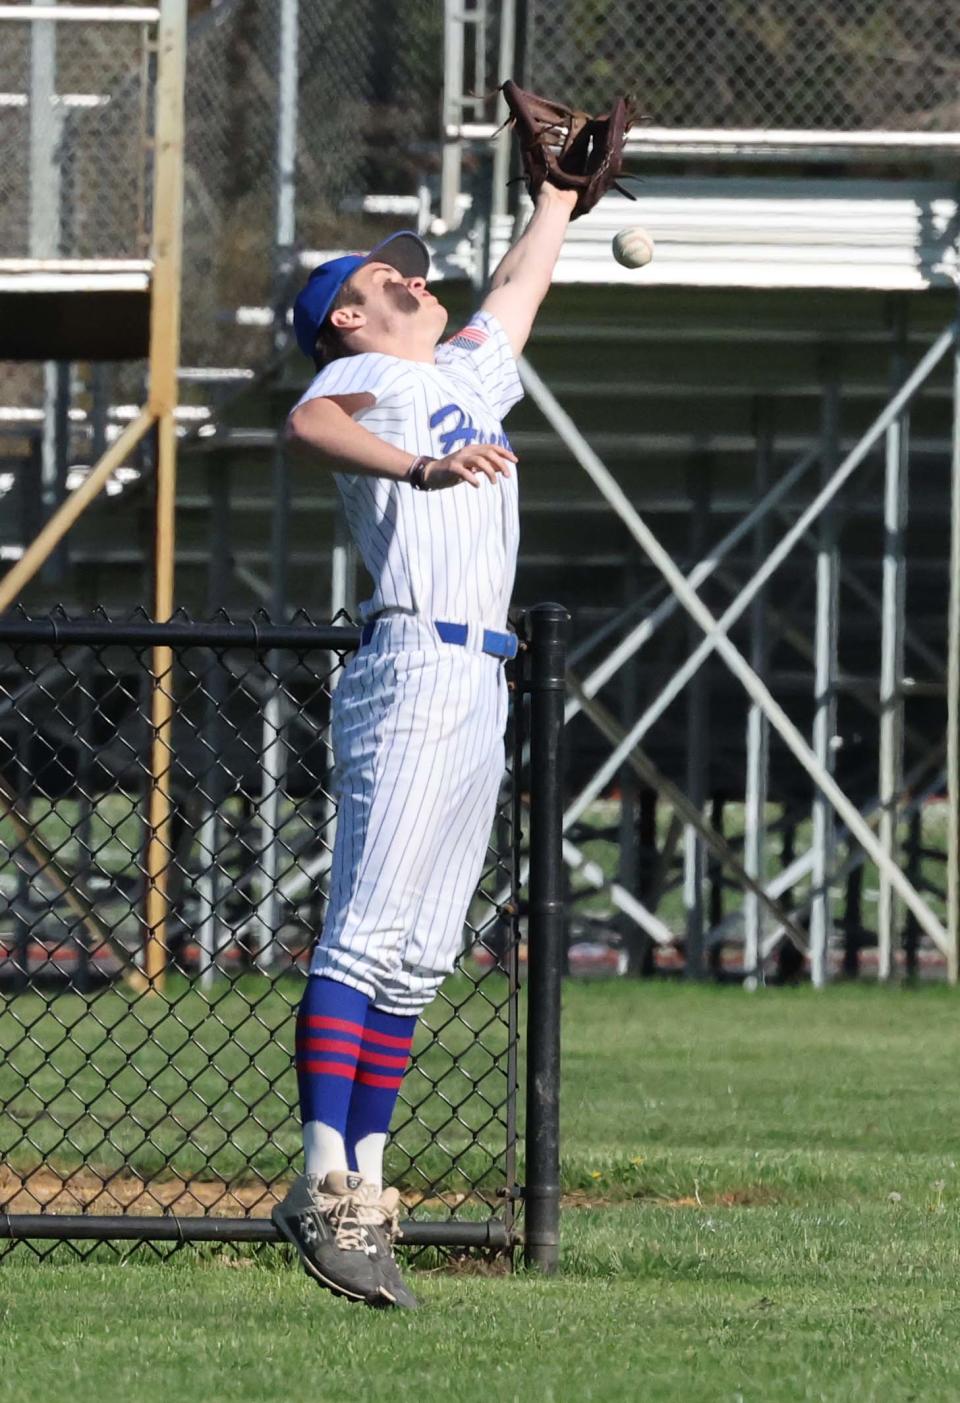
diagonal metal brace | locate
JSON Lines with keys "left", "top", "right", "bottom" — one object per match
{"left": 568, "top": 678, "right": 808, "bottom": 955}
{"left": 520, "top": 337, "right": 954, "bottom": 957}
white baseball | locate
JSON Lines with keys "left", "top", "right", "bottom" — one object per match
{"left": 612, "top": 226, "right": 655, "bottom": 269}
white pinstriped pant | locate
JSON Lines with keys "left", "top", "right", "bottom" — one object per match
{"left": 311, "top": 616, "right": 508, "bottom": 1014}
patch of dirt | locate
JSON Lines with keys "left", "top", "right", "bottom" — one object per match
{"left": 559, "top": 1186, "right": 782, "bottom": 1210}
{"left": 0, "top": 1167, "right": 507, "bottom": 1219}
{"left": 421, "top": 1251, "right": 514, "bottom": 1277}
{"left": 717, "top": 1187, "right": 781, "bottom": 1207}
{"left": 662, "top": 1187, "right": 782, "bottom": 1209}
{"left": 560, "top": 1190, "right": 624, "bottom": 1208}
{"left": 0, "top": 1166, "right": 279, "bottom": 1217}
{"left": 2, "top": 1169, "right": 779, "bottom": 1222}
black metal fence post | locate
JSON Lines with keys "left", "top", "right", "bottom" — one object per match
{"left": 523, "top": 602, "right": 569, "bottom": 1272}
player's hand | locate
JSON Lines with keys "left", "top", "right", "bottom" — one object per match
{"left": 424, "top": 444, "right": 517, "bottom": 490}
{"left": 539, "top": 182, "right": 578, "bottom": 211}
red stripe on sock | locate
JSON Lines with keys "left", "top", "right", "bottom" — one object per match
{"left": 361, "top": 1026, "right": 414, "bottom": 1050}
{"left": 296, "top": 1036, "right": 361, "bottom": 1056}
{"left": 302, "top": 1015, "right": 367, "bottom": 1038}
{"left": 355, "top": 1070, "right": 405, "bottom": 1089}
{"left": 357, "top": 1048, "right": 409, "bottom": 1070}
{"left": 295, "top": 1059, "right": 358, "bottom": 1080}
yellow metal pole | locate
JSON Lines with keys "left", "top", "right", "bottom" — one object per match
{"left": 143, "top": 0, "right": 186, "bottom": 990}
{"left": 0, "top": 410, "right": 155, "bottom": 615}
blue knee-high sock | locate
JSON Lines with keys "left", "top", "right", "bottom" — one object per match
{"left": 345, "top": 1005, "right": 417, "bottom": 1179}
{"left": 295, "top": 975, "right": 371, "bottom": 1136}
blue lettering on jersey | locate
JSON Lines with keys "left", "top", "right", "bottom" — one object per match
{"left": 430, "top": 402, "right": 512, "bottom": 457}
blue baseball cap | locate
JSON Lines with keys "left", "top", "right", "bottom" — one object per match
{"left": 293, "top": 230, "right": 431, "bottom": 360}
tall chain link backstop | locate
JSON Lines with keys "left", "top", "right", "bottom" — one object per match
{"left": 523, "top": 0, "right": 959, "bottom": 131}
{"left": 2, "top": 1, "right": 955, "bottom": 441}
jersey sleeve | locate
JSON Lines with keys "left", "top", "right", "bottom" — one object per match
{"left": 434, "top": 311, "right": 523, "bottom": 419}
{"left": 291, "top": 352, "right": 404, "bottom": 414}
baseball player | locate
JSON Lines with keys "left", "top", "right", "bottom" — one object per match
{"left": 272, "top": 182, "right": 578, "bottom": 1309}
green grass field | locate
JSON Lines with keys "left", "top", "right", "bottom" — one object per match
{"left": 5, "top": 981, "right": 960, "bottom": 1402}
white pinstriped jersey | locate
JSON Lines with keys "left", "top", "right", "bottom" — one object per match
{"left": 293, "top": 311, "right": 522, "bottom": 629}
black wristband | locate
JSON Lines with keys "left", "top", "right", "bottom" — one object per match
{"left": 406, "top": 455, "right": 435, "bottom": 491}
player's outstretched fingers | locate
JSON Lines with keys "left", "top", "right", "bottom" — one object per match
{"left": 450, "top": 462, "right": 482, "bottom": 488}
{"left": 481, "top": 446, "right": 517, "bottom": 477}
{"left": 429, "top": 445, "right": 517, "bottom": 489}
{"left": 468, "top": 449, "right": 506, "bottom": 486}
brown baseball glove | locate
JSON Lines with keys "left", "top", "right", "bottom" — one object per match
{"left": 500, "top": 80, "right": 637, "bottom": 220}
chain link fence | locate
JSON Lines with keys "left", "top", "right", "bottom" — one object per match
{"left": 0, "top": 7, "right": 154, "bottom": 540}
{"left": 0, "top": 612, "right": 528, "bottom": 1260}
{"left": 2, "top": 1, "right": 957, "bottom": 389}
{"left": 0, "top": 0, "right": 444, "bottom": 384}
{"left": 524, "top": 0, "right": 960, "bottom": 132}
{"left": 181, "top": 0, "right": 444, "bottom": 368}
{"left": 0, "top": 10, "right": 151, "bottom": 263}
{"left": 5, "top": 1, "right": 954, "bottom": 278}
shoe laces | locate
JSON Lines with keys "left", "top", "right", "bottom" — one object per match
{"left": 328, "top": 1193, "right": 379, "bottom": 1254}
{"left": 378, "top": 1199, "right": 400, "bottom": 1242}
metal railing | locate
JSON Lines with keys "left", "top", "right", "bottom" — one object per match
{"left": 0, "top": 607, "right": 568, "bottom": 1265}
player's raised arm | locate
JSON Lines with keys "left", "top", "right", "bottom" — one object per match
{"left": 483, "top": 80, "right": 636, "bottom": 357}
{"left": 481, "top": 184, "right": 577, "bottom": 358}
{"left": 287, "top": 394, "right": 411, "bottom": 479}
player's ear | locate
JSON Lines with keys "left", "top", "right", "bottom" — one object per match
{"left": 329, "top": 305, "right": 366, "bottom": 332}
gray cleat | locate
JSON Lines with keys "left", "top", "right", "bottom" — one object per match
{"left": 370, "top": 1186, "right": 419, "bottom": 1310}
{"left": 272, "top": 1170, "right": 395, "bottom": 1306}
